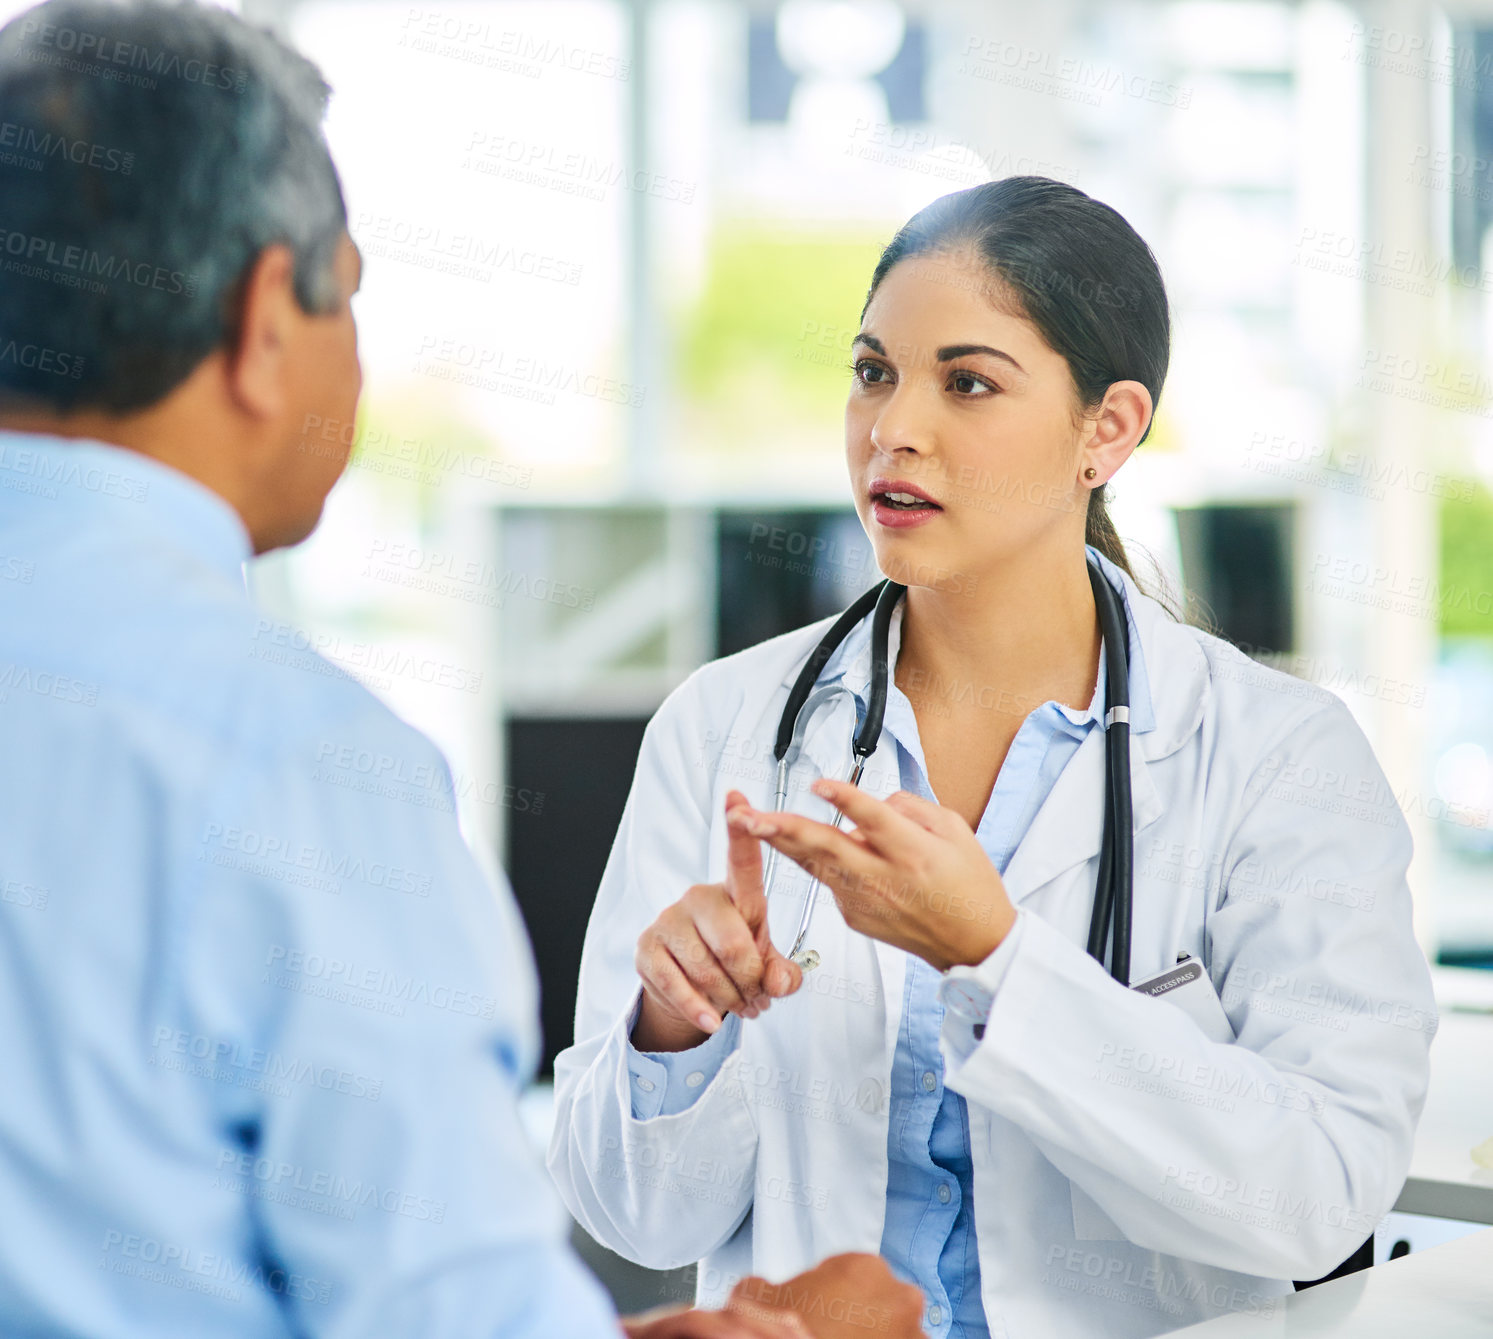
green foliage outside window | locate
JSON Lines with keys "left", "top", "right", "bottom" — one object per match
{"left": 674, "top": 224, "right": 889, "bottom": 456}
{"left": 1441, "top": 483, "right": 1493, "bottom": 638}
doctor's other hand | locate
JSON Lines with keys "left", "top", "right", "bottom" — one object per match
{"left": 727, "top": 1253, "right": 928, "bottom": 1339}
{"left": 632, "top": 788, "right": 804, "bottom": 1052}
{"left": 728, "top": 780, "right": 1016, "bottom": 973}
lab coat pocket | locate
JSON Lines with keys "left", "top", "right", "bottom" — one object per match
{"left": 1069, "top": 1180, "right": 1127, "bottom": 1241}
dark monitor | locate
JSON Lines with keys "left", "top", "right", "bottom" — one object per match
{"left": 1173, "top": 502, "right": 1296, "bottom": 655}
{"left": 504, "top": 716, "right": 650, "bottom": 1077}
{"left": 715, "top": 507, "right": 875, "bottom": 656}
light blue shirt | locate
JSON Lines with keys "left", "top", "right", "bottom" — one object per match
{"left": 0, "top": 431, "right": 620, "bottom": 1337}
{"left": 625, "top": 545, "right": 1154, "bottom": 1337}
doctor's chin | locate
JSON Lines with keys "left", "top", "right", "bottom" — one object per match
{"left": 0, "top": 2, "right": 1486, "bottom": 1338}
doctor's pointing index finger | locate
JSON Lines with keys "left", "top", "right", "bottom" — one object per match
{"left": 724, "top": 789, "right": 803, "bottom": 1000}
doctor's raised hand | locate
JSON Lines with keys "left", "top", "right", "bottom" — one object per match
{"left": 632, "top": 787, "right": 806, "bottom": 1051}
{"left": 728, "top": 779, "right": 1018, "bottom": 972}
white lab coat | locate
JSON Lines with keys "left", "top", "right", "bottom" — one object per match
{"left": 547, "top": 565, "right": 1437, "bottom": 1338}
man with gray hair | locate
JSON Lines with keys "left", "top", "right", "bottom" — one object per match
{"left": 0, "top": 2, "right": 924, "bottom": 1336}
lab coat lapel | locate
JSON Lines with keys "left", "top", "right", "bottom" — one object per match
{"left": 999, "top": 724, "right": 1163, "bottom": 904}
{"left": 1000, "top": 569, "right": 1208, "bottom": 905}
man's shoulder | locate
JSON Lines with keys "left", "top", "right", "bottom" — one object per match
{"left": 123, "top": 586, "right": 446, "bottom": 786}
{"left": 230, "top": 612, "right": 444, "bottom": 774}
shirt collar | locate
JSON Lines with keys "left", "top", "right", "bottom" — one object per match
{"left": 0, "top": 430, "right": 252, "bottom": 588}
{"left": 823, "top": 543, "right": 1156, "bottom": 736}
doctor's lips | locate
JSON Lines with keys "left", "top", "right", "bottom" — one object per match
{"left": 869, "top": 476, "right": 944, "bottom": 529}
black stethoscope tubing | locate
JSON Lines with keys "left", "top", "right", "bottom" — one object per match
{"left": 772, "top": 553, "right": 1134, "bottom": 985}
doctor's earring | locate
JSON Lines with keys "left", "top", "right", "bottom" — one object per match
{"left": 1083, "top": 467, "right": 1097, "bottom": 481}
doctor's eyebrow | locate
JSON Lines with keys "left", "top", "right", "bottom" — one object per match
{"left": 852, "top": 331, "right": 1026, "bottom": 375}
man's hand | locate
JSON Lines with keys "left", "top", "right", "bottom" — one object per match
{"left": 727, "top": 1253, "right": 927, "bottom": 1339}
{"left": 621, "top": 1300, "right": 812, "bottom": 1338}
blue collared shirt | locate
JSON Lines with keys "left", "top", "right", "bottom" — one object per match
{"left": 625, "top": 546, "right": 1154, "bottom": 1337}
{"left": 0, "top": 431, "right": 620, "bottom": 1337}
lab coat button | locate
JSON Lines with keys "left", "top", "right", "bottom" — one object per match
{"left": 921, "top": 1070, "right": 937, "bottom": 1092}
{"left": 636, "top": 1076, "right": 655, "bottom": 1092}
{"left": 685, "top": 1071, "right": 705, "bottom": 1087}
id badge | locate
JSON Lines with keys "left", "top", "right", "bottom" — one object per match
{"left": 1129, "top": 955, "right": 1236, "bottom": 1044}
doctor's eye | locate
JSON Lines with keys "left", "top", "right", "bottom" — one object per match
{"left": 948, "top": 369, "right": 997, "bottom": 397}
{"left": 851, "top": 358, "right": 892, "bottom": 386}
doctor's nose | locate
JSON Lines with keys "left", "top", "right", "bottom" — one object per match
{"left": 868, "top": 393, "right": 936, "bottom": 463}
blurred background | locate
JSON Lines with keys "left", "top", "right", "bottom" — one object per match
{"left": 243, "top": 0, "right": 1493, "bottom": 1039}
{"left": 9, "top": 0, "right": 1492, "bottom": 1306}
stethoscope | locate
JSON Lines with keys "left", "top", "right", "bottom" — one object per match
{"left": 760, "top": 551, "right": 1136, "bottom": 985}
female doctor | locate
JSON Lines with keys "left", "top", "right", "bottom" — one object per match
{"left": 547, "top": 176, "right": 1437, "bottom": 1339}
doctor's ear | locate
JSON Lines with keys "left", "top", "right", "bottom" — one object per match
{"left": 1079, "top": 379, "right": 1151, "bottom": 488}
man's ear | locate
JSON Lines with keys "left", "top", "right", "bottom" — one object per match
{"left": 223, "top": 243, "right": 299, "bottom": 421}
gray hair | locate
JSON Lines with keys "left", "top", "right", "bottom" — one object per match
{"left": 0, "top": 0, "right": 346, "bottom": 411}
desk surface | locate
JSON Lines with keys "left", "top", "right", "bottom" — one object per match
{"left": 1167, "top": 1227, "right": 1493, "bottom": 1336}
{"left": 1393, "top": 1007, "right": 1493, "bottom": 1223}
